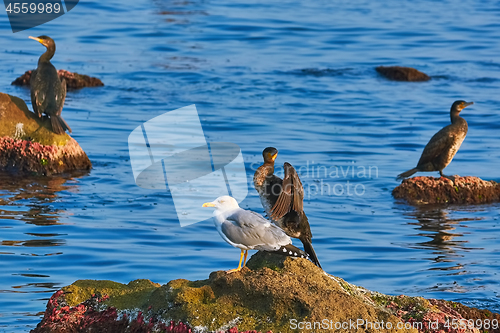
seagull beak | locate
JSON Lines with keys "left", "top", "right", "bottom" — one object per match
{"left": 29, "top": 36, "right": 42, "bottom": 43}
{"left": 202, "top": 202, "right": 215, "bottom": 207}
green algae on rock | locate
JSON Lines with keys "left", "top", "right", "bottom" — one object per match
{"left": 393, "top": 176, "right": 500, "bottom": 205}
{"left": 376, "top": 66, "right": 431, "bottom": 82}
{"left": 12, "top": 69, "right": 104, "bottom": 89}
{"left": 0, "top": 92, "right": 91, "bottom": 175}
{"left": 31, "top": 252, "right": 499, "bottom": 332}
{"left": 35, "top": 251, "right": 500, "bottom": 333}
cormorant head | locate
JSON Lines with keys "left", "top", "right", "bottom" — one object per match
{"left": 451, "top": 100, "right": 473, "bottom": 113}
{"left": 262, "top": 147, "right": 278, "bottom": 163}
{"left": 29, "top": 35, "right": 55, "bottom": 49}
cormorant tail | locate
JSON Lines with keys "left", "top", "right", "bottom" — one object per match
{"left": 396, "top": 168, "right": 418, "bottom": 180}
{"left": 274, "top": 244, "right": 308, "bottom": 259}
{"left": 300, "top": 237, "right": 322, "bottom": 269}
{"left": 50, "top": 115, "right": 72, "bottom": 135}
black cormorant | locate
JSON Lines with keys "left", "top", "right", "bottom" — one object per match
{"left": 253, "top": 147, "right": 321, "bottom": 268}
{"left": 29, "top": 35, "right": 72, "bottom": 135}
{"left": 397, "top": 100, "right": 473, "bottom": 181}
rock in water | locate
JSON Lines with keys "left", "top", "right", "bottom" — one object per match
{"left": 30, "top": 251, "right": 498, "bottom": 333}
{"left": 0, "top": 92, "right": 91, "bottom": 175}
{"left": 12, "top": 69, "right": 104, "bottom": 89}
{"left": 376, "top": 66, "right": 431, "bottom": 82}
{"left": 393, "top": 176, "right": 500, "bottom": 205}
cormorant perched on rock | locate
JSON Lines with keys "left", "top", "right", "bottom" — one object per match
{"left": 253, "top": 147, "right": 321, "bottom": 268}
{"left": 29, "top": 35, "right": 72, "bottom": 135}
{"left": 397, "top": 100, "right": 473, "bottom": 181}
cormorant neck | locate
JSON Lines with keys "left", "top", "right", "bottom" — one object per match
{"left": 450, "top": 111, "right": 462, "bottom": 124}
{"left": 39, "top": 45, "right": 55, "bottom": 63}
{"left": 263, "top": 161, "right": 275, "bottom": 175}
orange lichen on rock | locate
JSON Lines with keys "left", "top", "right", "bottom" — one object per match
{"left": 12, "top": 69, "right": 103, "bottom": 89}
{"left": 393, "top": 176, "right": 500, "bottom": 205}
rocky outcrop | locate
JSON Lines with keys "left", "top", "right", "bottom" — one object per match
{"left": 393, "top": 176, "right": 500, "bottom": 205}
{"left": 30, "top": 252, "right": 498, "bottom": 333}
{"left": 12, "top": 69, "right": 104, "bottom": 89}
{"left": 376, "top": 66, "right": 431, "bottom": 82}
{"left": 0, "top": 92, "right": 91, "bottom": 175}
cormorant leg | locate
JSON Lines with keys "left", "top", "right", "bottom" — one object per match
{"left": 242, "top": 250, "right": 248, "bottom": 268}
{"left": 227, "top": 249, "right": 244, "bottom": 274}
{"left": 439, "top": 170, "right": 456, "bottom": 185}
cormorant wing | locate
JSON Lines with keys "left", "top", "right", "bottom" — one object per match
{"left": 56, "top": 77, "right": 67, "bottom": 116}
{"left": 417, "top": 126, "right": 455, "bottom": 166}
{"left": 29, "top": 69, "right": 42, "bottom": 117}
{"left": 270, "top": 162, "right": 304, "bottom": 220}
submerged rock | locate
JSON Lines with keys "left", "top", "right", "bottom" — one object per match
{"left": 0, "top": 92, "right": 91, "bottom": 175}
{"left": 31, "top": 252, "right": 497, "bottom": 333}
{"left": 393, "top": 176, "right": 500, "bottom": 205}
{"left": 376, "top": 66, "right": 431, "bottom": 82}
{"left": 12, "top": 69, "right": 104, "bottom": 89}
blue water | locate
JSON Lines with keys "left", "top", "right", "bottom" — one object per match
{"left": 1, "top": 0, "right": 500, "bottom": 331}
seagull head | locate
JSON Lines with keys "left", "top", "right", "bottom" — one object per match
{"left": 202, "top": 196, "right": 240, "bottom": 213}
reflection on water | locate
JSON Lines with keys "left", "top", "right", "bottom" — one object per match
{"left": 402, "top": 205, "right": 489, "bottom": 293}
{"left": 0, "top": 172, "right": 86, "bottom": 259}
{"left": 0, "top": 172, "right": 85, "bottom": 227}
{"left": 405, "top": 206, "right": 483, "bottom": 256}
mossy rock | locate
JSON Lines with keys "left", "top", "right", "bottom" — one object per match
{"left": 0, "top": 92, "right": 91, "bottom": 175}
{"left": 63, "top": 279, "right": 160, "bottom": 310}
{"left": 34, "top": 252, "right": 419, "bottom": 333}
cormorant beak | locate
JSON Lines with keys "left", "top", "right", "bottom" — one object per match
{"left": 28, "top": 36, "right": 47, "bottom": 47}
{"left": 202, "top": 202, "right": 216, "bottom": 207}
{"left": 271, "top": 153, "right": 278, "bottom": 161}
{"left": 463, "top": 101, "right": 474, "bottom": 108}
{"left": 28, "top": 36, "right": 43, "bottom": 44}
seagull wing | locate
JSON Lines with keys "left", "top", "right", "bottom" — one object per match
{"left": 221, "top": 209, "right": 291, "bottom": 251}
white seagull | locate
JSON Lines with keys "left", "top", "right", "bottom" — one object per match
{"left": 202, "top": 196, "right": 308, "bottom": 273}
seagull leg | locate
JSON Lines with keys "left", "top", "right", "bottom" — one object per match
{"left": 227, "top": 249, "right": 244, "bottom": 273}
{"left": 242, "top": 250, "right": 249, "bottom": 268}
